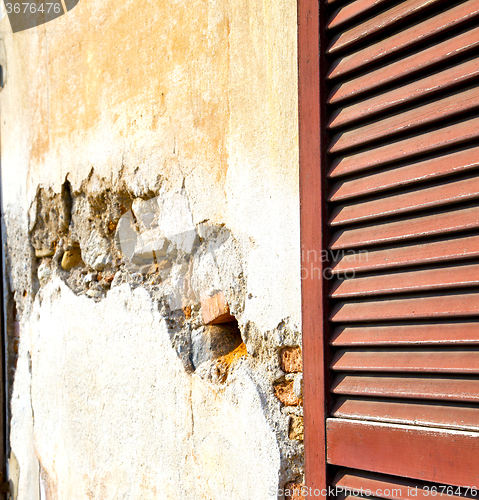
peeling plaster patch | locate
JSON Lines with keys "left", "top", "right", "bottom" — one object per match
{"left": 29, "top": 279, "right": 285, "bottom": 500}
{"left": 30, "top": 180, "right": 246, "bottom": 318}
{"left": 23, "top": 180, "right": 304, "bottom": 497}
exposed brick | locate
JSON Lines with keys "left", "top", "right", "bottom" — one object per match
{"left": 279, "top": 346, "right": 302, "bottom": 373}
{"left": 289, "top": 415, "right": 304, "bottom": 440}
{"left": 273, "top": 380, "right": 302, "bottom": 406}
{"left": 201, "top": 292, "right": 235, "bottom": 325}
{"left": 103, "top": 273, "right": 115, "bottom": 284}
{"left": 284, "top": 482, "right": 306, "bottom": 500}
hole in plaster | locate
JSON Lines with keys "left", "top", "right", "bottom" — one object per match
{"left": 191, "top": 316, "right": 248, "bottom": 384}
{"left": 191, "top": 318, "right": 243, "bottom": 370}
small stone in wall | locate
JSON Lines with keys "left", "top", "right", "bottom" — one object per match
{"left": 102, "top": 273, "right": 116, "bottom": 285}
{"left": 132, "top": 238, "right": 171, "bottom": 266}
{"left": 84, "top": 272, "right": 97, "bottom": 284}
{"left": 273, "top": 380, "right": 302, "bottom": 406}
{"left": 82, "top": 229, "right": 112, "bottom": 271}
{"left": 37, "top": 262, "right": 52, "bottom": 285}
{"left": 289, "top": 416, "right": 304, "bottom": 441}
{"left": 86, "top": 289, "right": 103, "bottom": 299}
{"left": 284, "top": 482, "right": 306, "bottom": 500}
{"left": 35, "top": 247, "right": 55, "bottom": 258}
{"left": 61, "top": 246, "right": 83, "bottom": 271}
{"left": 293, "top": 373, "right": 303, "bottom": 401}
{"left": 110, "top": 271, "right": 123, "bottom": 288}
{"left": 279, "top": 346, "right": 302, "bottom": 373}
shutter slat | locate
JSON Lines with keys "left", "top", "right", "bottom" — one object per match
{"left": 329, "top": 116, "right": 479, "bottom": 178}
{"left": 330, "top": 25, "right": 479, "bottom": 107}
{"left": 328, "top": 3, "right": 479, "bottom": 81}
{"left": 332, "top": 398, "right": 479, "bottom": 431}
{"left": 331, "top": 322, "right": 479, "bottom": 346}
{"left": 329, "top": 146, "right": 479, "bottom": 202}
{"left": 331, "top": 349, "right": 479, "bottom": 373}
{"left": 331, "top": 375, "right": 479, "bottom": 401}
{"left": 331, "top": 205, "right": 479, "bottom": 250}
{"left": 330, "top": 175, "right": 479, "bottom": 226}
{"left": 334, "top": 470, "right": 466, "bottom": 500}
{"left": 327, "top": 0, "right": 389, "bottom": 31}
{"left": 331, "top": 263, "right": 479, "bottom": 298}
{"left": 327, "top": 419, "right": 479, "bottom": 487}
{"left": 330, "top": 87, "right": 479, "bottom": 154}
{"left": 329, "top": 58, "right": 479, "bottom": 130}
{"left": 327, "top": 0, "right": 443, "bottom": 55}
{"left": 332, "top": 234, "right": 479, "bottom": 274}
{"left": 330, "top": 292, "right": 479, "bottom": 322}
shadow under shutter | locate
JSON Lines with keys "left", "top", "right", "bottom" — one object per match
{"left": 312, "top": 0, "right": 479, "bottom": 493}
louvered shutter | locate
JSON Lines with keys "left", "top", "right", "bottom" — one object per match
{"left": 308, "top": 0, "right": 479, "bottom": 493}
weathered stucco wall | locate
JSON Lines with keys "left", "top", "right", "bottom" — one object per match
{"left": 0, "top": 0, "right": 301, "bottom": 497}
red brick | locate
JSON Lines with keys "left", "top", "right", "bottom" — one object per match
{"left": 273, "top": 380, "right": 302, "bottom": 406}
{"left": 284, "top": 482, "right": 306, "bottom": 500}
{"left": 201, "top": 292, "right": 235, "bottom": 325}
{"left": 279, "top": 346, "right": 302, "bottom": 373}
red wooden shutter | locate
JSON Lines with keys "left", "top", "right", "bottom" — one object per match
{"left": 302, "top": 0, "right": 479, "bottom": 495}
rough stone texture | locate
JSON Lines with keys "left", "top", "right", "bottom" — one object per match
{"left": 0, "top": 0, "right": 301, "bottom": 496}
{"left": 274, "top": 380, "right": 302, "bottom": 407}
{"left": 279, "top": 346, "right": 303, "bottom": 373}
{"left": 289, "top": 416, "right": 304, "bottom": 441}
{"left": 29, "top": 183, "right": 72, "bottom": 257}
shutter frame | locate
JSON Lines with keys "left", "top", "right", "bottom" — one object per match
{"left": 301, "top": 0, "right": 479, "bottom": 494}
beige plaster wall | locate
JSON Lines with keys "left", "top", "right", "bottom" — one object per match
{"left": 0, "top": 0, "right": 301, "bottom": 497}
